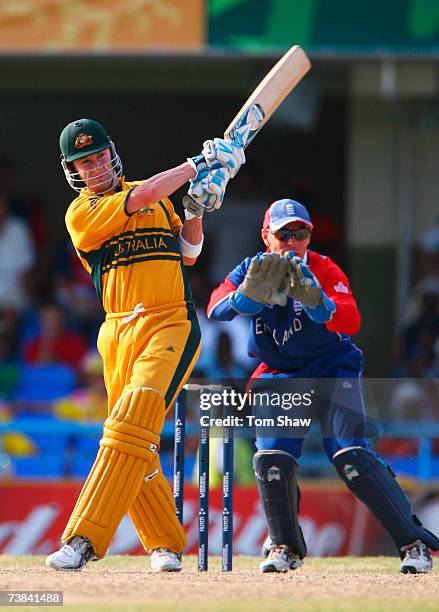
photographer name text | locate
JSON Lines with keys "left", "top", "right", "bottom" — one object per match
{"left": 200, "top": 415, "right": 312, "bottom": 427}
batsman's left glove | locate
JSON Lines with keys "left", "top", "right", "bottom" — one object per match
{"left": 183, "top": 167, "right": 230, "bottom": 218}
{"left": 286, "top": 253, "right": 336, "bottom": 323}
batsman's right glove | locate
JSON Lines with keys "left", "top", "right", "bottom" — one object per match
{"left": 230, "top": 253, "right": 291, "bottom": 315}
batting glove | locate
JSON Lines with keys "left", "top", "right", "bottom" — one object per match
{"left": 202, "top": 138, "right": 245, "bottom": 179}
{"left": 186, "top": 154, "right": 209, "bottom": 180}
{"left": 183, "top": 167, "right": 230, "bottom": 218}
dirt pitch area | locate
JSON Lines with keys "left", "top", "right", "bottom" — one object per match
{"left": 1, "top": 555, "right": 438, "bottom": 612}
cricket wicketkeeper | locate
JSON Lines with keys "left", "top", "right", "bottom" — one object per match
{"left": 208, "top": 198, "right": 439, "bottom": 574}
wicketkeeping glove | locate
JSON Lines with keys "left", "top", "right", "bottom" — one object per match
{"left": 230, "top": 253, "right": 291, "bottom": 315}
{"left": 183, "top": 167, "right": 230, "bottom": 218}
{"left": 286, "top": 253, "right": 336, "bottom": 323}
{"left": 202, "top": 138, "right": 245, "bottom": 179}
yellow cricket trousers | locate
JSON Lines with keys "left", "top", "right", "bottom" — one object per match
{"left": 62, "top": 303, "right": 201, "bottom": 557}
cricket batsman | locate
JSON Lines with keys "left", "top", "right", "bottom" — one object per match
{"left": 207, "top": 198, "right": 439, "bottom": 574}
{"left": 46, "top": 118, "right": 245, "bottom": 572}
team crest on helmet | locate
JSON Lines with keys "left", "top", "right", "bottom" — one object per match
{"left": 74, "top": 133, "right": 94, "bottom": 149}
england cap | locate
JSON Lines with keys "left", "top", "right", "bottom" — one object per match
{"left": 262, "top": 198, "right": 313, "bottom": 231}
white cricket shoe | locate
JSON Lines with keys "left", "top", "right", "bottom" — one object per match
{"left": 260, "top": 544, "right": 303, "bottom": 573}
{"left": 150, "top": 548, "right": 182, "bottom": 573}
{"left": 46, "top": 536, "right": 96, "bottom": 571}
{"left": 261, "top": 536, "right": 304, "bottom": 571}
{"left": 400, "top": 540, "right": 433, "bottom": 574}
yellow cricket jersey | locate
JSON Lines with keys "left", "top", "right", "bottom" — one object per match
{"left": 65, "top": 178, "right": 193, "bottom": 314}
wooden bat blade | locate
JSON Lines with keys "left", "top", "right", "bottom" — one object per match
{"left": 224, "top": 45, "right": 311, "bottom": 149}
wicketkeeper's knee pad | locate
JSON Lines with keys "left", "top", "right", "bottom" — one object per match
{"left": 333, "top": 446, "right": 439, "bottom": 554}
{"left": 253, "top": 450, "right": 307, "bottom": 559}
{"left": 62, "top": 388, "right": 165, "bottom": 558}
{"left": 129, "top": 454, "right": 186, "bottom": 553}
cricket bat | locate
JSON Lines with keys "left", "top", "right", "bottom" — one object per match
{"left": 184, "top": 45, "right": 311, "bottom": 213}
{"left": 224, "top": 44, "right": 311, "bottom": 149}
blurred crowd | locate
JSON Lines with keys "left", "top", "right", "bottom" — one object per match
{"left": 394, "top": 220, "right": 439, "bottom": 379}
{"left": 0, "top": 157, "right": 103, "bottom": 406}
{"left": 378, "top": 220, "right": 439, "bottom": 463}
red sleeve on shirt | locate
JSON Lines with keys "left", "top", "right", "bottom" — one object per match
{"left": 308, "top": 251, "right": 361, "bottom": 336}
{"left": 207, "top": 277, "right": 237, "bottom": 318}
